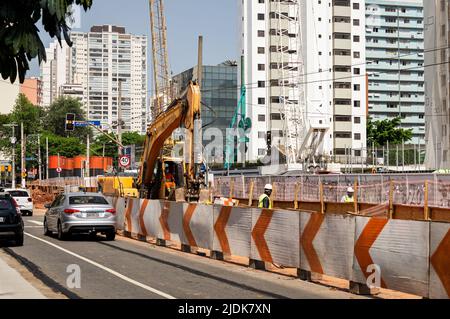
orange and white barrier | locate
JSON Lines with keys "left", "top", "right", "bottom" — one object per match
{"left": 250, "top": 209, "right": 299, "bottom": 267}
{"left": 300, "top": 212, "right": 355, "bottom": 280}
{"left": 430, "top": 222, "right": 450, "bottom": 299}
{"left": 212, "top": 206, "right": 253, "bottom": 258}
{"left": 108, "top": 196, "right": 450, "bottom": 299}
{"left": 351, "top": 217, "right": 430, "bottom": 297}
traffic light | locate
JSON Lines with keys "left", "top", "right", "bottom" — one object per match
{"left": 65, "top": 113, "right": 76, "bottom": 131}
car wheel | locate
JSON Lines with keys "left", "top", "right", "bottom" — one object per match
{"left": 15, "top": 234, "right": 24, "bottom": 246}
{"left": 106, "top": 231, "right": 116, "bottom": 241}
{"left": 44, "top": 218, "right": 52, "bottom": 236}
{"left": 57, "top": 221, "right": 68, "bottom": 241}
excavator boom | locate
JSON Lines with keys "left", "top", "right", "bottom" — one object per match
{"left": 137, "top": 82, "right": 201, "bottom": 196}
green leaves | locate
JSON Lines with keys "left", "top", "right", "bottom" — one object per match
{"left": 0, "top": 0, "right": 93, "bottom": 83}
{"left": 367, "top": 116, "right": 413, "bottom": 147}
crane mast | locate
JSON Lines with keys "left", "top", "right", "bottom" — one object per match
{"left": 149, "top": 0, "right": 172, "bottom": 119}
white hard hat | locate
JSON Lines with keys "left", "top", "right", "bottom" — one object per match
{"left": 347, "top": 187, "right": 354, "bottom": 193}
{"left": 264, "top": 184, "right": 273, "bottom": 190}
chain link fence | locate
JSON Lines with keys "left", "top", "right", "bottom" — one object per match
{"left": 213, "top": 174, "right": 450, "bottom": 209}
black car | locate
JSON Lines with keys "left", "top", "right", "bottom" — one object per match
{"left": 0, "top": 193, "right": 24, "bottom": 246}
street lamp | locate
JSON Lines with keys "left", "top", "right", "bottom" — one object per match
{"left": 3, "top": 123, "right": 18, "bottom": 189}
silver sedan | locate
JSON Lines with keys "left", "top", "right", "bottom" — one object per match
{"left": 44, "top": 192, "right": 117, "bottom": 241}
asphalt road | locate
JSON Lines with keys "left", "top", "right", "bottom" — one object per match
{"left": 0, "top": 211, "right": 366, "bottom": 299}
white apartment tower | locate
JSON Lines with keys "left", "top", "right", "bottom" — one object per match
{"left": 424, "top": 0, "right": 450, "bottom": 169}
{"left": 240, "top": 0, "right": 367, "bottom": 163}
{"left": 40, "top": 25, "right": 148, "bottom": 134}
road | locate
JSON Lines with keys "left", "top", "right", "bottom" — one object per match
{"left": 0, "top": 210, "right": 366, "bottom": 299}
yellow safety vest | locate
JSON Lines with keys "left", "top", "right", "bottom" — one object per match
{"left": 344, "top": 195, "right": 354, "bottom": 203}
{"left": 258, "top": 194, "right": 272, "bottom": 209}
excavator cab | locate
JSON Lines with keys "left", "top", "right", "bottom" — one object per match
{"left": 146, "top": 157, "right": 185, "bottom": 200}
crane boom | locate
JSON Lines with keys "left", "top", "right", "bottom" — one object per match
{"left": 149, "top": 0, "right": 172, "bottom": 119}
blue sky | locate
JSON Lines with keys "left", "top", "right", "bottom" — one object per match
{"left": 30, "top": 0, "right": 239, "bottom": 78}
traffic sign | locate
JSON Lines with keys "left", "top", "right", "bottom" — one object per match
{"left": 119, "top": 155, "right": 131, "bottom": 168}
{"left": 74, "top": 121, "right": 101, "bottom": 127}
{"left": 56, "top": 167, "right": 62, "bottom": 173}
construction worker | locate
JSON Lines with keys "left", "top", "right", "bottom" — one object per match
{"left": 258, "top": 184, "right": 273, "bottom": 209}
{"left": 341, "top": 187, "right": 355, "bottom": 203}
{"left": 164, "top": 167, "right": 176, "bottom": 198}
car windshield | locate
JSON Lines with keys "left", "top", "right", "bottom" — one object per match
{"left": 0, "top": 199, "right": 13, "bottom": 210}
{"left": 69, "top": 196, "right": 108, "bottom": 205}
{"left": 8, "top": 190, "right": 29, "bottom": 197}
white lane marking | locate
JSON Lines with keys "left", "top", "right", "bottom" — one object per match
{"left": 24, "top": 232, "right": 176, "bottom": 299}
{"left": 27, "top": 220, "right": 44, "bottom": 226}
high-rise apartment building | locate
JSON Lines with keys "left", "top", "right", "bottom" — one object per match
{"left": 20, "top": 77, "right": 43, "bottom": 107}
{"left": 424, "top": 0, "right": 450, "bottom": 169}
{"left": 40, "top": 25, "right": 148, "bottom": 134}
{"left": 366, "top": 0, "right": 425, "bottom": 145}
{"left": 240, "top": 0, "right": 367, "bottom": 163}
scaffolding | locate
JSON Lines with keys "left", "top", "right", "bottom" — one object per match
{"left": 270, "top": 0, "right": 306, "bottom": 165}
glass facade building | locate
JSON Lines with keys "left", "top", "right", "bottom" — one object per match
{"left": 172, "top": 62, "right": 238, "bottom": 147}
{"left": 366, "top": 0, "right": 425, "bottom": 145}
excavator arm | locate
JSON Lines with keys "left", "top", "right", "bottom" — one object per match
{"left": 137, "top": 82, "right": 201, "bottom": 197}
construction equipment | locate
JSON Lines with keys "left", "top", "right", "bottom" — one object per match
{"left": 149, "top": 0, "right": 172, "bottom": 118}
{"left": 97, "top": 176, "right": 139, "bottom": 198}
{"left": 136, "top": 82, "right": 205, "bottom": 201}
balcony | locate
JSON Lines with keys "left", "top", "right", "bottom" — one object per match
{"left": 333, "top": 38, "right": 351, "bottom": 50}
{"left": 333, "top": 5, "right": 351, "bottom": 17}
{"left": 334, "top": 121, "right": 352, "bottom": 131}
{"left": 334, "top": 72, "right": 351, "bottom": 81}
{"left": 334, "top": 88, "right": 352, "bottom": 99}
{"left": 334, "top": 137, "right": 353, "bottom": 149}
{"left": 334, "top": 22, "right": 351, "bottom": 33}
{"left": 334, "top": 55, "right": 352, "bottom": 65}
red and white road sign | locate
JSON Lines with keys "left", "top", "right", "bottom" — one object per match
{"left": 119, "top": 155, "right": 131, "bottom": 168}
{"left": 56, "top": 167, "right": 62, "bottom": 173}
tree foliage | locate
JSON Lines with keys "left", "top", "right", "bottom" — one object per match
{"left": 43, "top": 96, "right": 91, "bottom": 139}
{"left": 0, "top": 0, "right": 93, "bottom": 83}
{"left": 367, "top": 117, "right": 413, "bottom": 146}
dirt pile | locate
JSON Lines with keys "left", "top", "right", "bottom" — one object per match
{"left": 31, "top": 188, "right": 55, "bottom": 209}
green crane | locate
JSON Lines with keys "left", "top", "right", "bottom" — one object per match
{"left": 224, "top": 56, "right": 251, "bottom": 170}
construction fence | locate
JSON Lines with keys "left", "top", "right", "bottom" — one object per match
{"left": 212, "top": 174, "right": 450, "bottom": 209}
{"left": 106, "top": 196, "right": 450, "bottom": 299}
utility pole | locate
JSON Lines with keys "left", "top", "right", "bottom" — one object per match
{"left": 37, "top": 134, "right": 42, "bottom": 181}
{"left": 86, "top": 135, "right": 90, "bottom": 178}
{"left": 118, "top": 79, "right": 124, "bottom": 171}
{"left": 21, "top": 122, "right": 25, "bottom": 189}
{"left": 57, "top": 153, "right": 61, "bottom": 179}
{"left": 46, "top": 137, "right": 49, "bottom": 180}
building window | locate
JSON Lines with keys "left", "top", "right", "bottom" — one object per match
{"left": 355, "top": 150, "right": 361, "bottom": 157}
{"left": 354, "top": 133, "right": 361, "bottom": 140}
{"left": 258, "top": 97, "right": 265, "bottom": 104}
{"left": 354, "top": 68, "right": 360, "bottom": 75}
{"left": 258, "top": 64, "right": 265, "bottom": 71}
{"left": 257, "top": 13, "right": 265, "bottom": 20}
{"left": 258, "top": 131, "right": 266, "bottom": 139}
{"left": 258, "top": 47, "right": 265, "bottom": 54}
{"left": 354, "top": 84, "right": 360, "bottom": 91}
{"left": 258, "top": 81, "right": 265, "bottom": 88}
{"left": 258, "top": 114, "right": 266, "bottom": 122}
{"left": 353, "top": 51, "right": 360, "bottom": 58}
{"left": 353, "top": 35, "right": 360, "bottom": 42}
{"left": 354, "top": 100, "right": 361, "bottom": 107}
{"left": 257, "top": 30, "right": 265, "bottom": 37}
{"left": 353, "top": 3, "right": 360, "bottom": 10}
{"left": 354, "top": 117, "right": 361, "bottom": 124}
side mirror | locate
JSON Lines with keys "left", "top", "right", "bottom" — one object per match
{"left": 44, "top": 203, "right": 51, "bottom": 209}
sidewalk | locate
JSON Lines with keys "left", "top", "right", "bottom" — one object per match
{"left": 0, "top": 252, "right": 46, "bottom": 299}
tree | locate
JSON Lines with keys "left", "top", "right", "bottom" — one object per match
{"left": 43, "top": 132, "right": 85, "bottom": 158}
{"left": 0, "top": 0, "right": 93, "bottom": 83}
{"left": 43, "top": 96, "right": 91, "bottom": 139}
{"left": 367, "top": 117, "right": 413, "bottom": 147}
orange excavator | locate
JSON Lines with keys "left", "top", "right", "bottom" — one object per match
{"left": 136, "top": 82, "right": 206, "bottom": 201}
